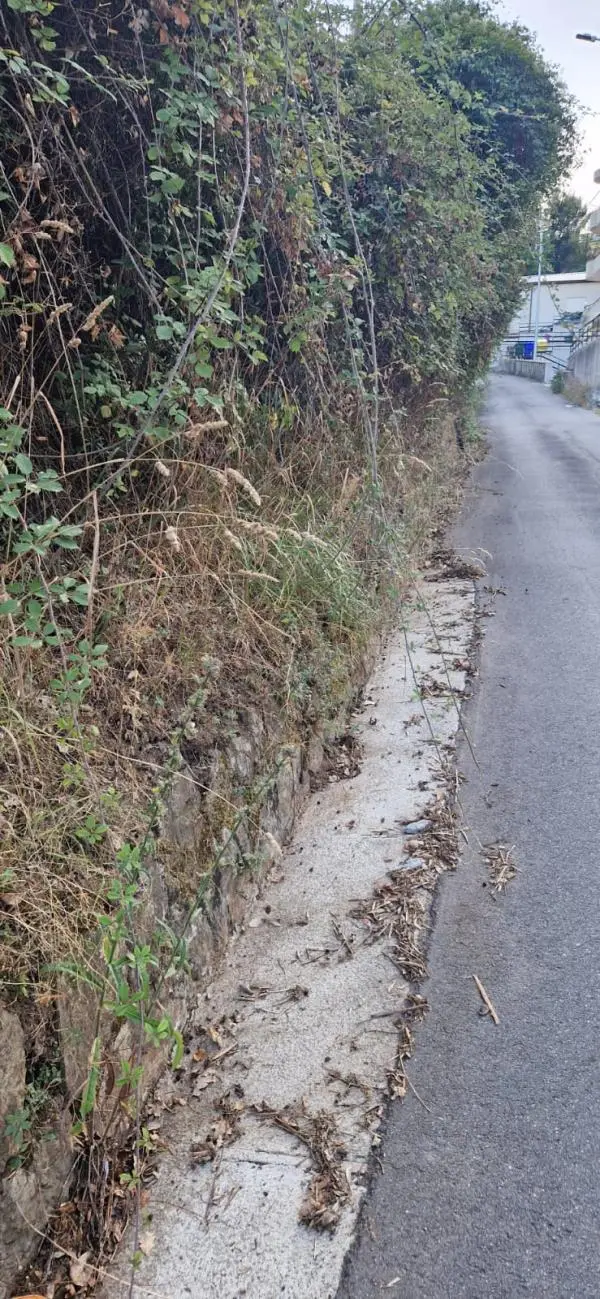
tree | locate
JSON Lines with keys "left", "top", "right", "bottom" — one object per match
{"left": 544, "top": 194, "right": 589, "bottom": 272}
{"left": 345, "top": 0, "right": 579, "bottom": 378}
{"left": 392, "top": 0, "right": 577, "bottom": 233}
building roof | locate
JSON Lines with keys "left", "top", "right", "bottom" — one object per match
{"left": 523, "top": 272, "right": 588, "bottom": 285}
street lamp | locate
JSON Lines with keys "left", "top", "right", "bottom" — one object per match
{"left": 533, "top": 219, "right": 544, "bottom": 360}
{"left": 576, "top": 32, "right": 600, "bottom": 42}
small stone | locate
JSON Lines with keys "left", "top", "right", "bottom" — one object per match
{"left": 403, "top": 818, "right": 432, "bottom": 835}
{"left": 398, "top": 856, "right": 425, "bottom": 871}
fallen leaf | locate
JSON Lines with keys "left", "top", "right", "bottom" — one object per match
{"left": 0, "top": 892, "right": 23, "bottom": 907}
{"left": 171, "top": 4, "right": 190, "bottom": 27}
{"left": 108, "top": 323, "right": 126, "bottom": 348}
{"left": 139, "top": 1230, "right": 155, "bottom": 1256}
{"left": 21, "top": 252, "right": 39, "bottom": 283}
{"left": 70, "top": 1251, "right": 96, "bottom": 1288}
{"left": 193, "top": 1070, "right": 218, "bottom": 1095}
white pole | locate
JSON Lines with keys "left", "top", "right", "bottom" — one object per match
{"left": 533, "top": 219, "right": 543, "bottom": 359}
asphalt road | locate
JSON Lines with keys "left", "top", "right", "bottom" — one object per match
{"left": 339, "top": 374, "right": 600, "bottom": 1299}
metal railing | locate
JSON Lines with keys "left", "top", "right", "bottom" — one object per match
{"left": 570, "top": 313, "right": 600, "bottom": 353}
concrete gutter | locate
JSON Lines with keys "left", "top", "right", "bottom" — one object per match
{"left": 104, "top": 575, "right": 475, "bottom": 1299}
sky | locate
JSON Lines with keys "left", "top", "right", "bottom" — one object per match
{"left": 499, "top": 0, "right": 600, "bottom": 208}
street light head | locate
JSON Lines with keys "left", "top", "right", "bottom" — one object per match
{"left": 576, "top": 32, "right": 600, "bottom": 42}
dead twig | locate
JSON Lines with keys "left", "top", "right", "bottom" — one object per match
{"left": 473, "top": 974, "right": 499, "bottom": 1025}
{"left": 483, "top": 842, "right": 517, "bottom": 895}
{"left": 253, "top": 1102, "right": 351, "bottom": 1231}
{"left": 331, "top": 914, "right": 354, "bottom": 958}
{"left": 85, "top": 490, "right": 101, "bottom": 643}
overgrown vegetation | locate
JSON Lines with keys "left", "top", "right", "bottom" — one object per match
{"left": 0, "top": 0, "right": 575, "bottom": 1279}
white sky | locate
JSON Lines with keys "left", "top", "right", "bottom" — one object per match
{"left": 498, "top": 0, "right": 600, "bottom": 207}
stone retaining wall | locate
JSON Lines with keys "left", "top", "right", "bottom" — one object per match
{"left": 0, "top": 643, "right": 378, "bottom": 1296}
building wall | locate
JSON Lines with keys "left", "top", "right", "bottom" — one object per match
{"left": 569, "top": 339, "right": 600, "bottom": 398}
{"left": 582, "top": 291, "right": 600, "bottom": 327}
{"left": 510, "top": 279, "right": 599, "bottom": 334}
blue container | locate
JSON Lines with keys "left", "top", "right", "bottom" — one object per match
{"left": 522, "top": 340, "right": 535, "bottom": 360}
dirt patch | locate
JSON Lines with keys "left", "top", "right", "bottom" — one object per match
{"left": 309, "top": 731, "right": 363, "bottom": 790}
{"left": 424, "top": 547, "right": 487, "bottom": 582}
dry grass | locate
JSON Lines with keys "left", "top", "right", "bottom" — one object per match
{"left": 0, "top": 404, "right": 463, "bottom": 1005}
{"left": 1, "top": 399, "right": 467, "bottom": 1299}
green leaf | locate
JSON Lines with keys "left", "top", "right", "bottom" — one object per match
{"left": 54, "top": 536, "right": 80, "bottom": 550}
{"left": 0, "top": 242, "right": 15, "bottom": 268}
{"left": 80, "top": 1037, "right": 101, "bottom": 1119}
{"left": 37, "top": 470, "right": 62, "bottom": 493}
{"left": 0, "top": 597, "right": 20, "bottom": 615}
{"left": 11, "top": 635, "right": 43, "bottom": 648}
{"left": 171, "top": 1028, "right": 184, "bottom": 1069}
{"left": 14, "top": 452, "right": 33, "bottom": 475}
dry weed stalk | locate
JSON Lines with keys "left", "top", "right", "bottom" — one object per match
{"left": 483, "top": 842, "right": 517, "bottom": 894}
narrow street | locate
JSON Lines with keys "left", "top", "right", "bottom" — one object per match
{"left": 340, "top": 374, "right": 600, "bottom": 1299}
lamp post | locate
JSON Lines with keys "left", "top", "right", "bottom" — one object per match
{"left": 533, "top": 219, "right": 544, "bottom": 360}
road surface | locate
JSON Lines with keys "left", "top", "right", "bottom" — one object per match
{"left": 339, "top": 374, "right": 600, "bottom": 1299}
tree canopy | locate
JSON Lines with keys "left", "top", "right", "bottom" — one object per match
{"left": 544, "top": 194, "right": 590, "bottom": 273}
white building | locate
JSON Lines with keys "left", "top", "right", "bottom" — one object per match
{"left": 498, "top": 271, "right": 600, "bottom": 383}
{"left": 510, "top": 272, "right": 598, "bottom": 335}
{"left": 498, "top": 177, "right": 600, "bottom": 394}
